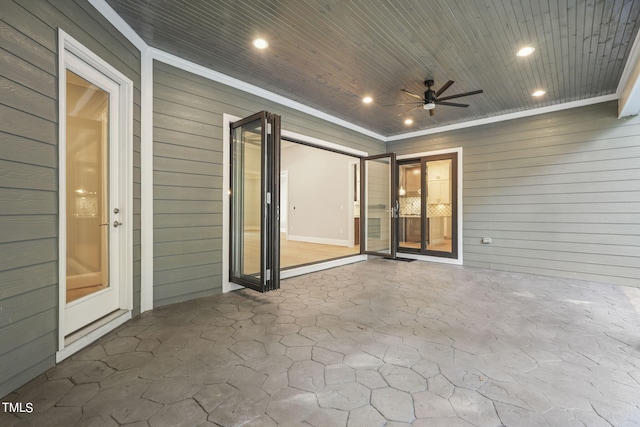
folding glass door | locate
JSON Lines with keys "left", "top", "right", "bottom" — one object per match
{"left": 230, "top": 111, "right": 281, "bottom": 292}
{"left": 362, "top": 154, "right": 397, "bottom": 258}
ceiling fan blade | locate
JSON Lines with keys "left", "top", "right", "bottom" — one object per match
{"left": 397, "top": 104, "right": 424, "bottom": 116}
{"left": 435, "top": 80, "right": 454, "bottom": 97}
{"left": 429, "top": 108, "right": 435, "bottom": 117}
{"left": 401, "top": 89, "right": 424, "bottom": 100}
{"left": 437, "top": 89, "right": 483, "bottom": 101}
{"left": 382, "top": 102, "right": 423, "bottom": 107}
{"left": 437, "top": 101, "right": 469, "bottom": 108}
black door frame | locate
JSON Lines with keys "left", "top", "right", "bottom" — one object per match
{"left": 361, "top": 153, "right": 398, "bottom": 259}
{"left": 396, "top": 152, "right": 458, "bottom": 260}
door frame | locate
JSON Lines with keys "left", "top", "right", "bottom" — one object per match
{"left": 397, "top": 147, "right": 463, "bottom": 265}
{"left": 57, "top": 30, "right": 133, "bottom": 361}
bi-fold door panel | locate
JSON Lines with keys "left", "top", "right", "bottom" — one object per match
{"left": 229, "top": 111, "right": 281, "bottom": 292}
{"left": 362, "top": 153, "right": 397, "bottom": 259}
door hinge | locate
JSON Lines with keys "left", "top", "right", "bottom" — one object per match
{"left": 266, "top": 192, "right": 271, "bottom": 204}
{"left": 267, "top": 122, "right": 272, "bottom": 135}
{"left": 266, "top": 269, "right": 271, "bottom": 280}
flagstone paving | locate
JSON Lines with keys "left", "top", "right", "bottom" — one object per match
{"left": 2, "top": 259, "right": 640, "bottom": 426}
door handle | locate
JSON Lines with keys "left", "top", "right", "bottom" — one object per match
{"left": 113, "top": 221, "right": 122, "bottom": 228}
{"left": 98, "top": 223, "right": 109, "bottom": 227}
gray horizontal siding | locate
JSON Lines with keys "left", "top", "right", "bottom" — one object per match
{"left": 153, "top": 63, "right": 384, "bottom": 155}
{"left": 152, "top": 61, "right": 384, "bottom": 307}
{"left": 0, "top": 0, "right": 141, "bottom": 399}
{"left": 389, "top": 101, "right": 640, "bottom": 287}
{"left": 152, "top": 63, "right": 224, "bottom": 307}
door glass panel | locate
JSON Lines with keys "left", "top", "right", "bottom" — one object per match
{"left": 231, "top": 118, "right": 263, "bottom": 282}
{"left": 364, "top": 155, "right": 394, "bottom": 255}
{"left": 425, "top": 159, "right": 453, "bottom": 253}
{"left": 398, "top": 162, "right": 422, "bottom": 250}
{"left": 66, "top": 70, "right": 110, "bottom": 303}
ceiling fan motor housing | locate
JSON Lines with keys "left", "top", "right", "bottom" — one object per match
{"left": 424, "top": 89, "right": 436, "bottom": 103}
{"left": 424, "top": 80, "right": 436, "bottom": 103}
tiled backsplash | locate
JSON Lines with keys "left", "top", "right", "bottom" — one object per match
{"left": 400, "top": 197, "right": 451, "bottom": 217}
{"left": 427, "top": 203, "right": 452, "bottom": 217}
{"left": 399, "top": 197, "right": 420, "bottom": 215}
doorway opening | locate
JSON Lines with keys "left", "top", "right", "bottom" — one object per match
{"left": 280, "top": 139, "right": 362, "bottom": 268}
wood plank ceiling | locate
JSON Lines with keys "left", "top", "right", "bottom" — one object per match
{"left": 106, "top": 0, "right": 640, "bottom": 136}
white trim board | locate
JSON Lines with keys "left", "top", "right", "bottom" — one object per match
{"left": 617, "top": 25, "right": 640, "bottom": 118}
{"left": 386, "top": 95, "right": 618, "bottom": 141}
{"left": 140, "top": 48, "right": 154, "bottom": 313}
{"left": 149, "top": 47, "right": 385, "bottom": 141}
{"left": 222, "top": 114, "right": 236, "bottom": 293}
{"left": 150, "top": 46, "right": 617, "bottom": 143}
{"left": 88, "top": 0, "right": 147, "bottom": 50}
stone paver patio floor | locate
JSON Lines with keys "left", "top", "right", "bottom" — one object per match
{"left": 2, "top": 259, "right": 640, "bottom": 426}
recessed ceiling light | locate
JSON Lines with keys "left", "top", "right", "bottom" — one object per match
{"left": 404, "top": 119, "right": 413, "bottom": 125}
{"left": 253, "top": 38, "right": 269, "bottom": 49}
{"left": 516, "top": 46, "right": 535, "bottom": 57}
{"left": 362, "top": 96, "right": 373, "bottom": 104}
{"left": 532, "top": 90, "right": 546, "bottom": 97}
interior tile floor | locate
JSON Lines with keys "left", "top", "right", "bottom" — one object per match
{"left": 3, "top": 259, "right": 640, "bottom": 426}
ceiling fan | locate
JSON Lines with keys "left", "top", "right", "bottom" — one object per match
{"left": 393, "top": 79, "right": 483, "bottom": 117}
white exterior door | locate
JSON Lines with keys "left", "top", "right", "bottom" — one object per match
{"left": 59, "top": 33, "right": 133, "bottom": 340}
{"left": 63, "top": 55, "right": 122, "bottom": 335}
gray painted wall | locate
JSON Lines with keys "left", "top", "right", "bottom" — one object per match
{"left": 0, "top": 0, "right": 141, "bottom": 398}
{"left": 153, "top": 61, "right": 384, "bottom": 307}
{"left": 388, "top": 101, "right": 640, "bottom": 287}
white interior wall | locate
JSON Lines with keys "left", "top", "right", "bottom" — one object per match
{"left": 282, "top": 143, "right": 353, "bottom": 246}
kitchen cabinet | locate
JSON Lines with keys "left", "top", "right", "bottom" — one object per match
{"left": 426, "top": 161, "right": 450, "bottom": 204}
{"left": 429, "top": 217, "right": 444, "bottom": 244}
{"left": 405, "top": 217, "right": 421, "bottom": 242}
{"left": 399, "top": 216, "right": 421, "bottom": 247}
{"left": 403, "top": 165, "right": 421, "bottom": 196}
{"left": 427, "top": 181, "right": 450, "bottom": 204}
